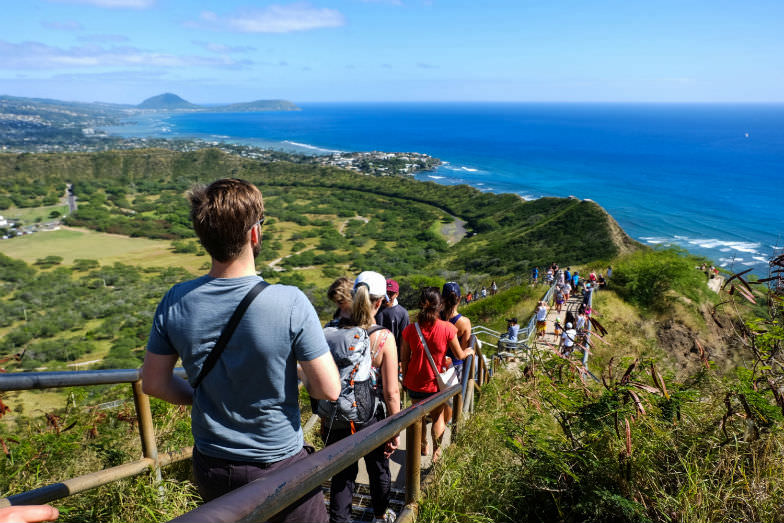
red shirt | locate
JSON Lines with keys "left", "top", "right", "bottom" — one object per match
{"left": 402, "top": 320, "right": 457, "bottom": 393}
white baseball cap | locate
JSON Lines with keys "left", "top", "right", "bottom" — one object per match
{"left": 354, "top": 271, "right": 388, "bottom": 299}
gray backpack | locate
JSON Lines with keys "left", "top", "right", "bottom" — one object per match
{"left": 318, "top": 325, "right": 384, "bottom": 433}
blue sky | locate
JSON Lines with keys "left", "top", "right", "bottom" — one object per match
{"left": 1, "top": 0, "right": 782, "bottom": 104}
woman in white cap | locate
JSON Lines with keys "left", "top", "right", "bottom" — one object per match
{"left": 321, "top": 271, "right": 400, "bottom": 523}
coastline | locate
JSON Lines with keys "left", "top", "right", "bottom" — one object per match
{"left": 96, "top": 106, "right": 782, "bottom": 274}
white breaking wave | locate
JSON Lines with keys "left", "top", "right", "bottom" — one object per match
{"left": 282, "top": 140, "right": 339, "bottom": 153}
{"left": 461, "top": 167, "right": 479, "bottom": 172}
{"left": 428, "top": 175, "right": 445, "bottom": 180}
{"left": 641, "top": 235, "right": 768, "bottom": 264}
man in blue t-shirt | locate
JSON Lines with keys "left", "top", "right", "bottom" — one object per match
{"left": 142, "top": 179, "right": 339, "bottom": 522}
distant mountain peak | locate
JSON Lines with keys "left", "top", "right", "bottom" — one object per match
{"left": 137, "top": 93, "right": 196, "bottom": 109}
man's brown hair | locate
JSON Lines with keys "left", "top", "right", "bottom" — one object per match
{"left": 188, "top": 178, "right": 264, "bottom": 262}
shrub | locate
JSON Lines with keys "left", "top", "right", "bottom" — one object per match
{"left": 611, "top": 247, "right": 707, "bottom": 310}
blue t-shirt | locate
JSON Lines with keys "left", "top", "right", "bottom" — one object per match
{"left": 147, "top": 275, "right": 329, "bottom": 463}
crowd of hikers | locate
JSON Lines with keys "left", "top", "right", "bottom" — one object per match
{"left": 2, "top": 177, "right": 608, "bottom": 523}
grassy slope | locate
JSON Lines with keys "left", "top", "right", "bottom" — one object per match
{"left": 0, "top": 227, "right": 205, "bottom": 272}
{"left": 0, "top": 149, "right": 651, "bottom": 521}
{"left": 0, "top": 149, "right": 634, "bottom": 274}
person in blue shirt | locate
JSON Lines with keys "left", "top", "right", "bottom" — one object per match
{"left": 531, "top": 266, "right": 539, "bottom": 285}
{"left": 142, "top": 178, "right": 340, "bottom": 522}
{"left": 499, "top": 317, "right": 520, "bottom": 351}
{"left": 564, "top": 268, "right": 572, "bottom": 286}
{"left": 573, "top": 271, "right": 580, "bottom": 290}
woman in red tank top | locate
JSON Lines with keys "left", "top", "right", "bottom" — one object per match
{"left": 401, "top": 287, "right": 473, "bottom": 463}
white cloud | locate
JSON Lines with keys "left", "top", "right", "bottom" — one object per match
{"left": 360, "top": 0, "right": 403, "bottom": 5}
{"left": 191, "top": 40, "right": 256, "bottom": 54}
{"left": 188, "top": 4, "right": 345, "bottom": 33}
{"left": 48, "top": 0, "right": 155, "bottom": 8}
{"left": 0, "top": 40, "right": 253, "bottom": 70}
{"left": 42, "top": 20, "right": 84, "bottom": 31}
{"left": 78, "top": 34, "right": 131, "bottom": 43}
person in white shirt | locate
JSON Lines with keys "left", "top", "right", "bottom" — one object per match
{"left": 560, "top": 322, "right": 577, "bottom": 357}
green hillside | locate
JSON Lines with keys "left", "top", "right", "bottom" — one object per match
{"left": 0, "top": 148, "right": 634, "bottom": 275}
{"left": 12, "top": 149, "right": 780, "bottom": 523}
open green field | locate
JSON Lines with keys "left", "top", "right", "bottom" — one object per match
{"left": 2, "top": 204, "right": 70, "bottom": 225}
{"left": 0, "top": 226, "right": 206, "bottom": 273}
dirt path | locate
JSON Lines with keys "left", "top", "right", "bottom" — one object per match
{"left": 338, "top": 215, "right": 370, "bottom": 236}
{"left": 440, "top": 214, "right": 467, "bottom": 245}
{"left": 267, "top": 246, "right": 316, "bottom": 272}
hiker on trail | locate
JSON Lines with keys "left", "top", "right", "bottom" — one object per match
{"left": 535, "top": 301, "right": 548, "bottom": 338}
{"left": 481, "top": 286, "right": 487, "bottom": 299}
{"left": 573, "top": 271, "right": 580, "bottom": 291}
{"left": 441, "top": 282, "right": 472, "bottom": 381}
{"left": 531, "top": 267, "right": 539, "bottom": 285}
{"left": 401, "top": 287, "right": 474, "bottom": 464}
{"left": 583, "top": 282, "right": 594, "bottom": 305}
{"left": 375, "top": 278, "right": 410, "bottom": 355}
{"left": 575, "top": 309, "right": 587, "bottom": 333}
{"left": 597, "top": 273, "right": 607, "bottom": 289}
{"left": 499, "top": 317, "right": 520, "bottom": 349}
{"left": 560, "top": 322, "right": 577, "bottom": 357}
{"left": 607, "top": 266, "right": 613, "bottom": 279}
{"left": 320, "top": 271, "right": 400, "bottom": 523}
{"left": 490, "top": 280, "right": 498, "bottom": 295}
{"left": 545, "top": 267, "right": 554, "bottom": 285}
{"left": 554, "top": 285, "right": 565, "bottom": 313}
{"left": 564, "top": 310, "right": 577, "bottom": 332}
{"left": 142, "top": 178, "right": 340, "bottom": 522}
{"left": 557, "top": 269, "right": 565, "bottom": 286}
{"left": 325, "top": 277, "right": 353, "bottom": 328}
{"left": 563, "top": 280, "right": 572, "bottom": 302}
{"left": 564, "top": 268, "right": 572, "bottom": 287}
{"left": 441, "top": 281, "right": 473, "bottom": 426}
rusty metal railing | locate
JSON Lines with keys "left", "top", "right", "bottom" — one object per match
{"left": 0, "top": 336, "right": 491, "bottom": 521}
{"left": 0, "top": 367, "right": 191, "bottom": 508}
{"left": 169, "top": 347, "right": 482, "bottom": 523}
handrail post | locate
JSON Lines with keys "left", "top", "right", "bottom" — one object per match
{"left": 405, "top": 419, "right": 422, "bottom": 505}
{"left": 132, "top": 380, "right": 161, "bottom": 483}
{"left": 452, "top": 393, "right": 463, "bottom": 434}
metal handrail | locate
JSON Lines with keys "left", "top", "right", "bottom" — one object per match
{"left": 170, "top": 347, "right": 485, "bottom": 523}
{"left": 0, "top": 368, "right": 188, "bottom": 391}
{"left": 170, "top": 378, "right": 471, "bottom": 523}
{"left": 0, "top": 342, "right": 491, "bottom": 520}
{"left": 0, "top": 368, "right": 191, "bottom": 508}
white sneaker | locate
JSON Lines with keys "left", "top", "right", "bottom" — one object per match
{"left": 374, "top": 508, "right": 396, "bottom": 523}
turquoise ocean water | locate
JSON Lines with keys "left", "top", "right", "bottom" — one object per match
{"left": 108, "top": 103, "right": 784, "bottom": 273}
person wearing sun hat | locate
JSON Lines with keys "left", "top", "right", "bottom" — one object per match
{"left": 375, "top": 277, "right": 410, "bottom": 353}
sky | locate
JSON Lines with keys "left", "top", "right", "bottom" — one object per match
{"left": 1, "top": 0, "right": 783, "bottom": 104}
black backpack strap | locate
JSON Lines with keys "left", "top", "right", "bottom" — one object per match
{"left": 192, "top": 280, "right": 270, "bottom": 389}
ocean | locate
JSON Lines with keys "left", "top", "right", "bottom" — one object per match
{"left": 108, "top": 103, "right": 784, "bottom": 273}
